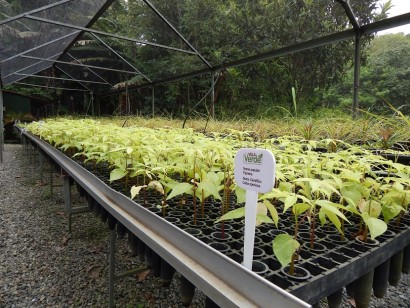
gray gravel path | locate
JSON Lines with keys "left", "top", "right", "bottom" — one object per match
{"left": 0, "top": 144, "right": 205, "bottom": 307}
{"left": 0, "top": 144, "right": 408, "bottom": 307}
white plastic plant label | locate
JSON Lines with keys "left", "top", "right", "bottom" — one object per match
{"left": 234, "top": 148, "right": 276, "bottom": 193}
{"left": 234, "top": 148, "right": 276, "bottom": 270}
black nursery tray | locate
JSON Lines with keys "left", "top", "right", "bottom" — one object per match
{"left": 77, "top": 156, "right": 410, "bottom": 305}
{"left": 126, "top": 201, "right": 410, "bottom": 304}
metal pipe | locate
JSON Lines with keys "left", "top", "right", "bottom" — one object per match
{"left": 13, "top": 82, "right": 89, "bottom": 92}
{"left": 90, "top": 33, "right": 151, "bottom": 83}
{"left": 0, "top": 0, "right": 74, "bottom": 26}
{"left": 335, "top": 0, "right": 360, "bottom": 31}
{"left": 211, "top": 73, "right": 215, "bottom": 118}
{"left": 152, "top": 86, "right": 155, "bottom": 118}
{"left": 352, "top": 34, "right": 362, "bottom": 118}
{"left": 66, "top": 53, "right": 115, "bottom": 88}
{"left": 14, "top": 73, "right": 107, "bottom": 85}
{"left": 2, "top": 53, "right": 63, "bottom": 80}
{"left": 142, "top": 0, "right": 212, "bottom": 68}
{"left": 0, "top": 82, "right": 3, "bottom": 163}
{"left": 22, "top": 130, "right": 309, "bottom": 308}
{"left": 0, "top": 32, "right": 80, "bottom": 64}
{"left": 109, "top": 230, "right": 116, "bottom": 308}
{"left": 24, "top": 15, "right": 197, "bottom": 55}
{"left": 54, "top": 66, "right": 94, "bottom": 92}
{"left": 63, "top": 175, "right": 72, "bottom": 233}
{"left": 20, "top": 55, "right": 140, "bottom": 75}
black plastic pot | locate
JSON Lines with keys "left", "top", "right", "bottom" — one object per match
{"left": 402, "top": 245, "right": 410, "bottom": 274}
{"left": 137, "top": 238, "right": 146, "bottom": 262}
{"left": 145, "top": 245, "right": 153, "bottom": 267}
{"left": 87, "top": 196, "right": 94, "bottom": 211}
{"left": 107, "top": 214, "right": 117, "bottom": 230}
{"left": 251, "top": 260, "right": 269, "bottom": 275}
{"left": 388, "top": 250, "right": 403, "bottom": 286}
{"left": 211, "top": 231, "right": 232, "bottom": 242}
{"left": 160, "top": 259, "right": 176, "bottom": 287}
{"left": 326, "top": 288, "right": 343, "bottom": 308}
{"left": 353, "top": 270, "right": 374, "bottom": 308}
{"left": 100, "top": 207, "right": 108, "bottom": 223}
{"left": 151, "top": 252, "right": 161, "bottom": 277}
{"left": 75, "top": 182, "right": 86, "bottom": 197}
{"left": 116, "top": 222, "right": 127, "bottom": 239}
{"left": 372, "top": 259, "right": 390, "bottom": 298}
{"left": 180, "top": 275, "right": 196, "bottom": 307}
{"left": 280, "top": 266, "right": 311, "bottom": 281}
{"left": 208, "top": 242, "right": 230, "bottom": 254}
{"left": 127, "top": 233, "right": 139, "bottom": 257}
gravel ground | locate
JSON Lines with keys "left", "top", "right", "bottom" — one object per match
{"left": 0, "top": 143, "right": 409, "bottom": 308}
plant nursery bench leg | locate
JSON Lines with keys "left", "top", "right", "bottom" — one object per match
{"left": 63, "top": 175, "right": 91, "bottom": 233}
{"left": 108, "top": 229, "right": 148, "bottom": 308}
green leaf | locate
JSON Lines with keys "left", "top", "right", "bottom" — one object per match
{"left": 272, "top": 234, "right": 300, "bottom": 268}
{"left": 235, "top": 186, "right": 246, "bottom": 204}
{"left": 283, "top": 195, "right": 298, "bottom": 212}
{"left": 215, "top": 207, "right": 245, "bottom": 223}
{"left": 110, "top": 168, "right": 127, "bottom": 182}
{"left": 197, "top": 180, "right": 222, "bottom": 200}
{"left": 130, "top": 185, "right": 147, "bottom": 199}
{"left": 340, "top": 184, "right": 362, "bottom": 205}
{"left": 315, "top": 200, "right": 349, "bottom": 222}
{"left": 365, "top": 200, "right": 382, "bottom": 218}
{"left": 256, "top": 213, "right": 275, "bottom": 224}
{"left": 293, "top": 203, "right": 310, "bottom": 217}
{"left": 381, "top": 203, "right": 404, "bottom": 223}
{"left": 263, "top": 199, "right": 279, "bottom": 228}
{"left": 319, "top": 208, "right": 343, "bottom": 234}
{"left": 363, "top": 214, "right": 387, "bottom": 240}
{"left": 166, "top": 182, "right": 193, "bottom": 200}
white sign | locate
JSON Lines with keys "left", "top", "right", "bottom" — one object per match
{"left": 234, "top": 148, "right": 276, "bottom": 193}
{"left": 234, "top": 148, "right": 276, "bottom": 270}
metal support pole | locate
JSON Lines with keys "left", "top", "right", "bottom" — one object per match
{"left": 109, "top": 230, "right": 116, "bottom": 308}
{"left": 63, "top": 175, "right": 72, "bottom": 233}
{"left": 39, "top": 151, "right": 44, "bottom": 183}
{"left": 0, "top": 83, "right": 4, "bottom": 163}
{"left": 152, "top": 87, "right": 155, "bottom": 118}
{"left": 49, "top": 165, "right": 54, "bottom": 197}
{"left": 352, "top": 33, "right": 362, "bottom": 118}
{"left": 211, "top": 73, "right": 215, "bottom": 119}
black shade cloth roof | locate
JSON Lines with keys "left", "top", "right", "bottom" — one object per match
{"left": 0, "top": 0, "right": 409, "bottom": 96}
{"left": 0, "top": 0, "right": 113, "bottom": 88}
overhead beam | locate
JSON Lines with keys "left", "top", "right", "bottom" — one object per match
{"left": 20, "top": 55, "right": 141, "bottom": 75}
{"left": 102, "top": 13, "right": 410, "bottom": 96}
{"left": 0, "top": 0, "right": 74, "bottom": 26}
{"left": 0, "top": 31, "right": 80, "bottom": 64}
{"left": 24, "top": 15, "right": 198, "bottom": 55}
{"left": 90, "top": 33, "right": 151, "bottom": 82}
{"left": 336, "top": 0, "right": 360, "bottom": 31}
{"left": 66, "top": 53, "right": 115, "bottom": 88}
{"left": 361, "top": 12, "right": 410, "bottom": 35}
{"left": 13, "top": 82, "right": 89, "bottom": 92}
{"left": 14, "top": 73, "right": 108, "bottom": 85}
{"left": 142, "top": 0, "right": 212, "bottom": 68}
{"left": 54, "top": 66, "right": 94, "bottom": 92}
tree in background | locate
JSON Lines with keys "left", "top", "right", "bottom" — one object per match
{"left": 321, "top": 33, "right": 410, "bottom": 114}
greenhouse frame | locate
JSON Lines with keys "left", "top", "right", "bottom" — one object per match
{"left": 1, "top": 1, "right": 409, "bottom": 307}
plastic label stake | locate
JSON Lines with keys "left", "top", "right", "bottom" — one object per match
{"left": 234, "top": 148, "right": 275, "bottom": 270}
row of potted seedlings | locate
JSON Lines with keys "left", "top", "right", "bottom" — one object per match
{"left": 23, "top": 119, "right": 410, "bottom": 306}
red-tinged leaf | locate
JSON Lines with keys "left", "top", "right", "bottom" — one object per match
{"left": 61, "top": 235, "right": 70, "bottom": 246}
{"left": 137, "top": 270, "right": 151, "bottom": 282}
